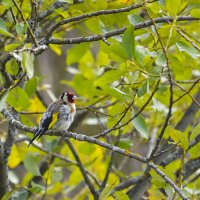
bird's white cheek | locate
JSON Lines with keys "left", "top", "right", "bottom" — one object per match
{"left": 63, "top": 95, "right": 68, "bottom": 102}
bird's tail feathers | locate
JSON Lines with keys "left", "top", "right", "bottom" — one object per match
{"left": 27, "top": 128, "right": 44, "bottom": 147}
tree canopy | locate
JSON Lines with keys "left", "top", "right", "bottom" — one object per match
{"left": 0, "top": 0, "right": 200, "bottom": 199}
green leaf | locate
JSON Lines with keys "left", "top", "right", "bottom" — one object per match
{"left": 176, "top": 41, "right": 199, "bottom": 59}
{"left": 137, "top": 81, "right": 148, "bottom": 98}
{"left": 94, "top": 69, "right": 127, "bottom": 86}
{"left": 7, "top": 87, "right": 29, "bottom": 110}
{"left": 99, "top": 185, "right": 115, "bottom": 200}
{"left": 101, "top": 86, "right": 127, "bottom": 101}
{"left": 118, "top": 138, "right": 133, "bottom": 149}
{"left": 12, "top": 190, "right": 28, "bottom": 200}
{"left": 24, "top": 153, "right": 41, "bottom": 176}
{"left": 122, "top": 26, "right": 135, "bottom": 60}
{"left": 166, "top": 0, "right": 181, "bottom": 16}
{"left": 190, "top": 122, "right": 200, "bottom": 141}
{"left": 2, "top": 0, "right": 13, "bottom": 9}
{"left": 188, "top": 142, "right": 200, "bottom": 159}
{"left": 44, "top": 139, "right": 59, "bottom": 152}
{"left": 133, "top": 114, "right": 148, "bottom": 139}
{"left": 78, "top": 143, "right": 96, "bottom": 155}
{"left": 6, "top": 60, "right": 19, "bottom": 76}
{"left": 150, "top": 168, "right": 166, "bottom": 188}
{"left": 66, "top": 43, "right": 90, "bottom": 65}
{"left": 191, "top": 9, "right": 200, "bottom": 18}
{"left": 168, "top": 127, "right": 189, "bottom": 150}
{"left": 4, "top": 43, "right": 21, "bottom": 52}
{"left": 128, "top": 14, "right": 144, "bottom": 25}
{"left": 0, "top": 92, "right": 8, "bottom": 111}
{"left": 29, "top": 182, "right": 44, "bottom": 193}
{"left": 22, "top": 52, "right": 34, "bottom": 78}
{"left": 24, "top": 77, "right": 37, "bottom": 97}
{"left": 0, "top": 18, "right": 14, "bottom": 37}
{"left": 15, "top": 22, "right": 28, "bottom": 36}
{"left": 1, "top": 191, "right": 13, "bottom": 200}
{"left": 107, "top": 43, "right": 128, "bottom": 62}
{"left": 156, "top": 53, "right": 166, "bottom": 66}
{"left": 51, "top": 170, "right": 63, "bottom": 183}
{"left": 134, "top": 45, "right": 152, "bottom": 67}
{"left": 114, "top": 191, "right": 130, "bottom": 200}
{"left": 0, "top": 72, "right": 4, "bottom": 86}
{"left": 148, "top": 188, "right": 166, "bottom": 200}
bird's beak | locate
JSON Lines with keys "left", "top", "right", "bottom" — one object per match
{"left": 72, "top": 95, "right": 78, "bottom": 100}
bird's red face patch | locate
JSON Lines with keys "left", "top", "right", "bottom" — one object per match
{"left": 66, "top": 92, "right": 76, "bottom": 103}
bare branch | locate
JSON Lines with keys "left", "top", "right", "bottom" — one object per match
{"left": 0, "top": 142, "right": 10, "bottom": 199}
{"left": 0, "top": 109, "right": 18, "bottom": 199}
{"left": 45, "top": 0, "right": 158, "bottom": 40}
{"left": 37, "top": 0, "right": 71, "bottom": 22}
{"left": 149, "top": 162, "right": 187, "bottom": 200}
{"left": 45, "top": 16, "right": 199, "bottom": 45}
{"left": 177, "top": 29, "right": 200, "bottom": 52}
{"left": 173, "top": 78, "right": 200, "bottom": 105}
{"left": 1, "top": 109, "right": 147, "bottom": 163}
{"left": 100, "top": 132, "right": 121, "bottom": 192}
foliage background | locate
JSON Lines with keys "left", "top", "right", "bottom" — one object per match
{"left": 0, "top": 0, "right": 200, "bottom": 199}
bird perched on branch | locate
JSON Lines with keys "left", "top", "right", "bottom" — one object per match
{"left": 28, "top": 91, "right": 77, "bottom": 147}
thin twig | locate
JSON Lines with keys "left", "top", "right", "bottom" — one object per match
{"left": 149, "top": 162, "right": 187, "bottom": 200}
{"left": 94, "top": 79, "right": 160, "bottom": 138}
{"left": 173, "top": 78, "right": 200, "bottom": 107}
{"left": 41, "top": 153, "right": 50, "bottom": 200}
{"left": 153, "top": 142, "right": 180, "bottom": 158}
{"left": 17, "top": 137, "right": 100, "bottom": 186}
{"left": 96, "top": 113, "right": 106, "bottom": 131}
{"left": 177, "top": 29, "right": 200, "bottom": 52}
{"left": 45, "top": 0, "right": 158, "bottom": 40}
{"left": 99, "top": 132, "right": 121, "bottom": 192}
{"left": 12, "top": 0, "right": 39, "bottom": 47}
{"left": 146, "top": 0, "right": 174, "bottom": 159}
{"left": 65, "top": 139, "right": 99, "bottom": 199}
{"left": 10, "top": 8, "right": 18, "bottom": 24}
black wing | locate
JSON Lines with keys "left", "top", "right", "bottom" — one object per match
{"left": 28, "top": 111, "right": 53, "bottom": 147}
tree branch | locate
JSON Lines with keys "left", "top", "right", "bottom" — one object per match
{"left": 37, "top": 0, "right": 72, "bottom": 22}
{"left": 45, "top": 0, "right": 158, "bottom": 40}
{"left": 99, "top": 133, "right": 121, "bottom": 192}
{"left": 149, "top": 162, "right": 187, "bottom": 200}
{"left": 1, "top": 109, "right": 147, "bottom": 163}
{"left": 0, "top": 142, "right": 10, "bottom": 199}
{"left": 0, "top": 109, "right": 18, "bottom": 199}
{"left": 45, "top": 16, "right": 199, "bottom": 45}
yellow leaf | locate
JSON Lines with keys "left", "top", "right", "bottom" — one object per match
{"left": 49, "top": 44, "right": 62, "bottom": 56}
{"left": 119, "top": 0, "right": 132, "bottom": 3}
{"left": 148, "top": 188, "right": 166, "bottom": 200}
{"left": 28, "top": 96, "right": 45, "bottom": 123}
{"left": 168, "top": 127, "right": 189, "bottom": 150}
{"left": 8, "top": 144, "right": 21, "bottom": 168}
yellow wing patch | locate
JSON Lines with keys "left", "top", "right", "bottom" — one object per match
{"left": 49, "top": 112, "right": 59, "bottom": 129}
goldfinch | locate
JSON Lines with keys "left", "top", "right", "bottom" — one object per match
{"left": 28, "top": 91, "right": 77, "bottom": 147}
